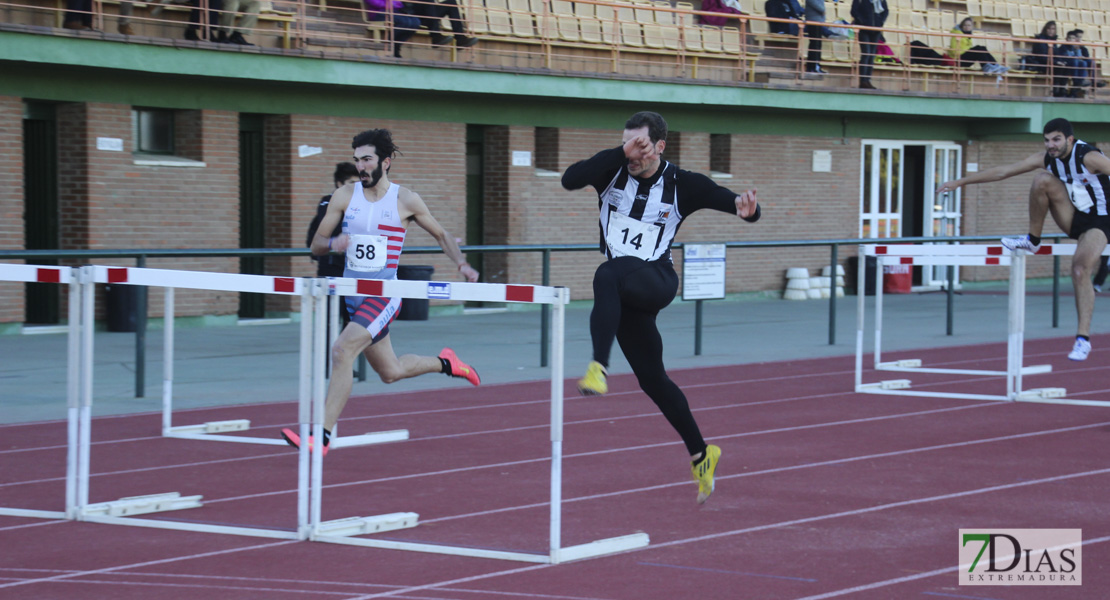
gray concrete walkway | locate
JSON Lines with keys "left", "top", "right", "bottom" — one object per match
{"left": 1, "top": 281, "right": 1103, "bottom": 424}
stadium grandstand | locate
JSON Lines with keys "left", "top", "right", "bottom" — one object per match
{"left": 0, "top": 0, "right": 1108, "bottom": 327}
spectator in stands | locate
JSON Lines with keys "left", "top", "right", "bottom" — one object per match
{"left": 1024, "top": 20, "right": 1056, "bottom": 75}
{"left": 1056, "top": 29, "right": 1101, "bottom": 97}
{"left": 909, "top": 39, "right": 950, "bottom": 66}
{"left": 765, "top": 0, "right": 803, "bottom": 36}
{"left": 948, "top": 17, "right": 1008, "bottom": 74}
{"left": 183, "top": 0, "right": 222, "bottom": 42}
{"left": 216, "top": 0, "right": 261, "bottom": 44}
{"left": 366, "top": 0, "right": 421, "bottom": 57}
{"left": 698, "top": 0, "right": 746, "bottom": 27}
{"left": 64, "top": 0, "right": 134, "bottom": 34}
{"left": 405, "top": 0, "right": 478, "bottom": 47}
{"left": 851, "top": 0, "right": 888, "bottom": 89}
{"left": 804, "top": 0, "right": 826, "bottom": 74}
{"left": 1071, "top": 30, "right": 1107, "bottom": 89}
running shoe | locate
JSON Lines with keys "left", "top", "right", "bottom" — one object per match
{"left": 692, "top": 444, "right": 721, "bottom": 504}
{"left": 1000, "top": 234, "right": 1041, "bottom": 253}
{"left": 577, "top": 361, "right": 608, "bottom": 396}
{"left": 280, "top": 427, "right": 329, "bottom": 456}
{"left": 1068, "top": 337, "right": 1091, "bottom": 361}
{"left": 439, "top": 348, "right": 481, "bottom": 386}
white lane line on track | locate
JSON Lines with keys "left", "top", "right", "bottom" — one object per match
{"left": 336, "top": 469, "right": 1110, "bottom": 600}
{"left": 790, "top": 534, "right": 1110, "bottom": 600}
{"left": 0, "top": 540, "right": 297, "bottom": 590}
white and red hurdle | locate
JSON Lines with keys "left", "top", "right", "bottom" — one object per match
{"left": 0, "top": 264, "right": 650, "bottom": 563}
{"left": 855, "top": 243, "right": 1110, "bottom": 407}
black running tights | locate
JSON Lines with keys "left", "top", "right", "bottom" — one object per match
{"left": 590, "top": 257, "right": 708, "bottom": 457}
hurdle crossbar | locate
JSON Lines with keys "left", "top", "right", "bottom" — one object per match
{"left": 311, "top": 277, "right": 650, "bottom": 564}
{"left": 0, "top": 264, "right": 78, "bottom": 520}
{"left": 856, "top": 244, "right": 1110, "bottom": 407}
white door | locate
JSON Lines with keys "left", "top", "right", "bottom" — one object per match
{"left": 924, "top": 143, "right": 963, "bottom": 287}
{"left": 859, "top": 141, "right": 905, "bottom": 239}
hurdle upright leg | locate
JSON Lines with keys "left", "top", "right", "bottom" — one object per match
{"left": 161, "top": 287, "right": 175, "bottom": 433}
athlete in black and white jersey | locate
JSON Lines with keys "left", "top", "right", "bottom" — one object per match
{"left": 561, "top": 111, "right": 761, "bottom": 504}
{"left": 281, "top": 129, "right": 481, "bottom": 455}
{"left": 937, "top": 118, "right": 1110, "bottom": 361}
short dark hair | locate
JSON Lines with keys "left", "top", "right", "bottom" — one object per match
{"left": 1044, "top": 118, "right": 1074, "bottom": 139}
{"left": 1066, "top": 29, "right": 1082, "bottom": 38}
{"left": 351, "top": 129, "right": 400, "bottom": 160}
{"left": 333, "top": 162, "right": 358, "bottom": 185}
{"left": 624, "top": 111, "right": 668, "bottom": 143}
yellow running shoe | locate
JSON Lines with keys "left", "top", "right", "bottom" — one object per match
{"left": 577, "top": 361, "right": 608, "bottom": 395}
{"left": 692, "top": 444, "right": 721, "bottom": 504}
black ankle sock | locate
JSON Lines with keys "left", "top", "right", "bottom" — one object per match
{"left": 1078, "top": 335, "right": 1090, "bottom": 342}
{"left": 692, "top": 448, "right": 709, "bottom": 466}
{"left": 322, "top": 428, "right": 332, "bottom": 447}
{"left": 1028, "top": 233, "right": 1041, "bottom": 245}
{"left": 439, "top": 357, "right": 451, "bottom": 375}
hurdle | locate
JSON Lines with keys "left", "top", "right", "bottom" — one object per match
{"left": 855, "top": 243, "right": 1110, "bottom": 407}
{"left": 155, "top": 276, "right": 407, "bottom": 448}
{"left": 308, "top": 275, "right": 650, "bottom": 563}
{"left": 0, "top": 264, "right": 81, "bottom": 521}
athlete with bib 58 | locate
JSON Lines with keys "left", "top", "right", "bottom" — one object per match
{"left": 282, "top": 129, "right": 481, "bottom": 455}
{"left": 937, "top": 118, "right": 1110, "bottom": 362}
{"left": 561, "top": 111, "right": 762, "bottom": 504}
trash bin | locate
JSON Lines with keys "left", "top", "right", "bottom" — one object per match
{"left": 105, "top": 284, "right": 138, "bottom": 332}
{"left": 396, "top": 265, "right": 434, "bottom": 321}
{"left": 846, "top": 256, "right": 877, "bottom": 296}
{"left": 882, "top": 262, "right": 912, "bottom": 294}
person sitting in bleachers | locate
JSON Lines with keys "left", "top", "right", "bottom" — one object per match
{"left": 1057, "top": 29, "right": 1092, "bottom": 97}
{"left": 948, "top": 17, "right": 1008, "bottom": 74}
{"left": 765, "top": 0, "right": 803, "bottom": 35}
{"left": 698, "top": 0, "right": 746, "bottom": 27}
{"left": 366, "top": 0, "right": 421, "bottom": 57}
{"left": 1023, "top": 20, "right": 1057, "bottom": 74}
{"left": 405, "top": 0, "right": 478, "bottom": 48}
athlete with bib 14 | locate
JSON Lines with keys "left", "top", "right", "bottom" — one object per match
{"left": 281, "top": 128, "right": 481, "bottom": 455}
{"left": 561, "top": 111, "right": 761, "bottom": 504}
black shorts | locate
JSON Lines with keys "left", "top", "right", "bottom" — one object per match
{"left": 1068, "top": 210, "right": 1110, "bottom": 240}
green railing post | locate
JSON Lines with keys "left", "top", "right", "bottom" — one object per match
{"left": 1053, "top": 255, "right": 1060, "bottom": 328}
{"left": 541, "top": 249, "right": 551, "bottom": 368}
{"left": 828, "top": 244, "right": 837, "bottom": 345}
{"left": 135, "top": 254, "right": 147, "bottom": 398}
{"left": 694, "top": 299, "right": 703, "bottom": 355}
{"left": 946, "top": 264, "right": 955, "bottom": 336}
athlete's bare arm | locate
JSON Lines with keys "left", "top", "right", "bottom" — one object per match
{"left": 399, "top": 188, "right": 480, "bottom": 282}
{"left": 936, "top": 151, "right": 1045, "bottom": 194}
{"left": 310, "top": 183, "right": 356, "bottom": 256}
{"left": 1081, "top": 150, "right": 1110, "bottom": 176}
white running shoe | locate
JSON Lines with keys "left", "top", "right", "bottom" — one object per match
{"left": 1068, "top": 337, "right": 1091, "bottom": 361}
{"left": 1001, "top": 235, "right": 1041, "bottom": 253}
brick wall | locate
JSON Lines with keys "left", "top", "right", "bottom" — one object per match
{"left": 0, "top": 96, "right": 25, "bottom": 323}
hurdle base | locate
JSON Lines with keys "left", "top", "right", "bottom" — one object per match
{"left": 168, "top": 419, "right": 251, "bottom": 434}
{"left": 0, "top": 507, "right": 67, "bottom": 519}
{"left": 1020, "top": 364, "right": 1053, "bottom": 375}
{"left": 858, "top": 379, "right": 912, "bottom": 391}
{"left": 553, "top": 532, "right": 651, "bottom": 564}
{"left": 330, "top": 430, "right": 410, "bottom": 448}
{"left": 312, "top": 512, "right": 419, "bottom": 538}
{"left": 876, "top": 359, "right": 922, "bottom": 369}
{"left": 81, "top": 492, "right": 203, "bottom": 518}
{"left": 1017, "top": 387, "right": 1068, "bottom": 401}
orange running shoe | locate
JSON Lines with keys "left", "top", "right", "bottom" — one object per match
{"left": 280, "top": 427, "right": 329, "bottom": 457}
{"left": 439, "top": 348, "right": 481, "bottom": 386}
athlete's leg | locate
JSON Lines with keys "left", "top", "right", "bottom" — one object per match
{"left": 1030, "top": 171, "right": 1074, "bottom": 237}
{"left": 616, "top": 308, "right": 708, "bottom": 458}
{"left": 323, "top": 321, "right": 377, "bottom": 431}
{"left": 362, "top": 333, "right": 443, "bottom": 384}
{"left": 1072, "top": 227, "right": 1108, "bottom": 337}
{"left": 589, "top": 256, "right": 674, "bottom": 366}
{"left": 588, "top": 259, "right": 626, "bottom": 367}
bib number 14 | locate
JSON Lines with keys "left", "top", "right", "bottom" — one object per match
{"left": 606, "top": 212, "right": 660, "bottom": 260}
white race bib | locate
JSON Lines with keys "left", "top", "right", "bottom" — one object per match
{"left": 346, "top": 234, "right": 388, "bottom": 271}
{"left": 606, "top": 212, "right": 660, "bottom": 260}
{"left": 1070, "top": 179, "right": 1094, "bottom": 212}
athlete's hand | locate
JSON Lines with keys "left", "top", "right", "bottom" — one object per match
{"left": 936, "top": 180, "right": 960, "bottom": 195}
{"left": 623, "top": 135, "right": 656, "bottom": 163}
{"left": 459, "top": 264, "right": 479, "bottom": 283}
{"left": 330, "top": 233, "right": 350, "bottom": 254}
{"left": 736, "top": 189, "right": 758, "bottom": 218}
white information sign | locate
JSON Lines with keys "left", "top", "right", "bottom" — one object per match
{"left": 682, "top": 244, "right": 726, "bottom": 300}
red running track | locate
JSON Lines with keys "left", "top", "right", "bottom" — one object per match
{"left": 2, "top": 335, "right": 1109, "bottom": 599}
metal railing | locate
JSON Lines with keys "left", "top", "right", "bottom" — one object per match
{"left": 0, "top": 232, "right": 1071, "bottom": 398}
